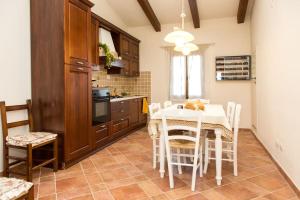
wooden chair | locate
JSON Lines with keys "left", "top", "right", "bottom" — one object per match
{"left": 204, "top": 104, "right": 242, "bottom": 176}
{"left": 161, "top": 109, "right": 203, "bottom": 191}
{"left": 0, "top": 100, "right": 58, "bottom": 181}
{"left": 0, "top": 177, "right": 34, "bottom": 200}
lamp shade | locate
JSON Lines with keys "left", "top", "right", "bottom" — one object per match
{"left": 164, "top": 30, "right": 194, "bottom": 47}
{"left": 174, "top": 43, "right": 199, "bottom": 55}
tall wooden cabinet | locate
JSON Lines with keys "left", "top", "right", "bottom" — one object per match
{"left": 30, "top": 0, "right": 94, "bottom": 167}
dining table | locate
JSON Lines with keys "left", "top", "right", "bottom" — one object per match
{"left": 148, "top": 104, "right": 232, "bottom": 186}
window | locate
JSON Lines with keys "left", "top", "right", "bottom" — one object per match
{"left": 170, "top": 54, "right": 204, "bottom": 100}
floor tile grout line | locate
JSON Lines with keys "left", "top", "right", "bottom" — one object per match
{"left": 80, "top": 161, "right": 98, "bottom": 200}
{"left": 89, "top": 156, "right": 116, "bottom": 200}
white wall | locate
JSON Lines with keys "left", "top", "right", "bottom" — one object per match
{"left": 251, "top": 0, "right": 300, "bottom": 189}
{"left": 0, "top": 0, "right": 128, "bottom": 173}
{"left": 128, "top": 17, "right": 252, "bottom": 128}
{"left": 0, "top": 0, "right": 32, "bottom": 173}
{"left": 91, "top": 0, "right": 128, "bottom": 31}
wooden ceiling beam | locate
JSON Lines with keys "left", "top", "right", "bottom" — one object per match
{"left": 237, "top": 0, "right": 249, "bottom": 23}
{"left": 188, "top": 0, "right": 200, "bottom": 28}
{"left": 137, "top": 0, "right": 161, "bottom": 32}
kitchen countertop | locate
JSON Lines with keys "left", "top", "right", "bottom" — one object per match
{"left": 110, "top": 96, "right": 147, "bottom": 102}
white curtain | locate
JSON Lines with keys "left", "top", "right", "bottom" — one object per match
{"left": 170, "top": 55, "right": 186, "bottom": 100}
{"left": 169, "top": 50, "right": 205, "bottom": 100}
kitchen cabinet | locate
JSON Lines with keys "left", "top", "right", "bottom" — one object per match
{"left": 110, "top": 97, "right": 147, "bottom": 138}
{"left": 119, "top": 34, "right": 140, "bottom": 77}
{"left": 92, "top": 122, "right": 109, "bottom": 149}
{"left": 120, "top": 35, "right": 131, "bottom": 56}
{"left": 91, "top": 13, "right": 141, "bottom": 77}
{"left": 65, "top": 65, "right": 92, "bottom": 161}
{"left": 121, "top": 56, "right": 130, "bottom": 76}
{"left": 65, "top": 0, "right": 92, "bottom": 67}
{"left": 31, "top": 0, "right": 94, "bottom": 167}
{"left": 130, "top": 60, "right": 140, "bottom": 77}
{"left": 138, "top": 98, "right": 148, "bottom": 123}
{"left": 129, "top": 99, "right": 139, "bottom": 126}
{"left": 91, "top": 16, "right": 99, "bottom": 66}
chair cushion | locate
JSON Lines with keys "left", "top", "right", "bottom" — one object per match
{"left": 6, "top": 132, "right": 57, "bottom": 147}
{"left": 0, "top": 177, "right": 33, "bottom": 200}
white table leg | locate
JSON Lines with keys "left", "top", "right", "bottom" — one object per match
{"left": 215, "top": 129, "right": 222, "bottom": 185}
{"left": 159, "top": 127, "right": 165, "bottom": 178}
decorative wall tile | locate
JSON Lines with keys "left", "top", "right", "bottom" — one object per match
{"left": 92, "top": 69, "right": 151, "bottom": 103}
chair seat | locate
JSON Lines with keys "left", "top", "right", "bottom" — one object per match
{"left": 6, "top": 132, "right": 57, "bottom": 147}
{"left": 170, "top": 140, "right": 196, "bottom": 149}
{"left": 0, "top": 177, "right": 33, "bottom": 200}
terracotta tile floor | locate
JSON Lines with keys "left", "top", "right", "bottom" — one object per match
{"left": 28, "top": 129, "right": 299, "bottom": 200}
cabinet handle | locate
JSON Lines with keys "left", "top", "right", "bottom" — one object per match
{"left": 100, "top": 125, "right": 106, "bottom": 128}
{"left": 121, "top": 110, "right": 124, "bottom": 113}
{"left": 120, "top": 101, "right": 124, "bottom": 104}
{"left": 77, "top": 67, "right": 84, "bottom": 71}
{"left": 120, "top": 118, "right": 125, "bottom": 121}
{"left": 76, "top": 61, "right": 84, "bottom": 65}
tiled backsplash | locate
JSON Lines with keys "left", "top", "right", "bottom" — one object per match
{"left": 92, "top": 68, "right": 151, "bottom": 102}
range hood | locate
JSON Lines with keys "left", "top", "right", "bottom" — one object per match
{"left": 99, "top": 28, "right": 117, "bottom": 57}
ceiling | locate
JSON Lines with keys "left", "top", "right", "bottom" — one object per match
{"left": 105, "top": 0, "right": 252, "bottom": 27}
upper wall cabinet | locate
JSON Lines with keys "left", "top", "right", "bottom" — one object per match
{"left": 91, "top": 13, "right": 140, "bottom": 77}
{"left": 120, "top": 35, "right": 131, "bottom": 56}
{"left": 65, "top": 0, "right": 92, "bottom": 67}
{"left": 120, "top": 34, "right": 140, "bottom": 77}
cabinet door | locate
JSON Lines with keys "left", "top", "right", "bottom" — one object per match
{"left": 131, "top": 41, "right": 139, "bottom": 60}
{"left": 121, "top": 56, "right": 130, "bottom": 76}
{"left": 93, "top": 123, "right": 109, "bottom": 148}
{"left": 129, "top": 99, "right": 139, "bottom": 125}
{"left": 65, "top": 0, "right": 91, "bottom": 66}
{"left": 130, "top": 59, "right": 140, "bottom": 77}
{"left": 91, "top": 16, "right": 99, "bottom": 66}
{"left": 138, "top": 98, "right": 148, "bottom": 123}
{"left": 120, "top": 35, "right": 131, "bottom": 56}
{"left": 65, "top": 64, "right": 92, "bottom": 161}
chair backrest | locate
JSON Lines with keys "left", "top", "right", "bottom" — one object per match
{"left": 163, "top": 101, "right": 172, "bottom": 108}
{"left": 148, "top": 103, "right": 161, "bottom": 119}
{"left": 0, "top": 100, "right": 33, "bottom": 140}
{"left": 233, "top": 104, "right": 242, "bottom": 143}
{"left": 161, "top": 109, "right": 202, "bottom": 149}
{"left": 226, "top": 101, "right": 236, "bottom": 128}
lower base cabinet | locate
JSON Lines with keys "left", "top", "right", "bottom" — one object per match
{"left": 91, "top": 97, "right": 147, "bottom": 155}
{"left": 93, "top": 122, "right": 109, "bottom": 149}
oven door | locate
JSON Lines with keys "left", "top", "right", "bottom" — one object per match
{"left": 92, "top": 98, "right": 111, "bottom": 125}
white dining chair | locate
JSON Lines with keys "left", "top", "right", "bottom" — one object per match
{"left": 227, "top": 101, "right": 236, "bottom": 128}
{"left": 149, "top": 103, "right": 162, "bottom": 169}
{"left": 162, "top": 109, "right": 203, "bottom": 191}
{"left": 163, "top": 101, "right": 172, "bottom": 108}
{"left": 204, "top": 104, "right": 242, "bottom": 176}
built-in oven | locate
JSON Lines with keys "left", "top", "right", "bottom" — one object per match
{"left": 92, "top": 87, "right": 111, "bottom": 125}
